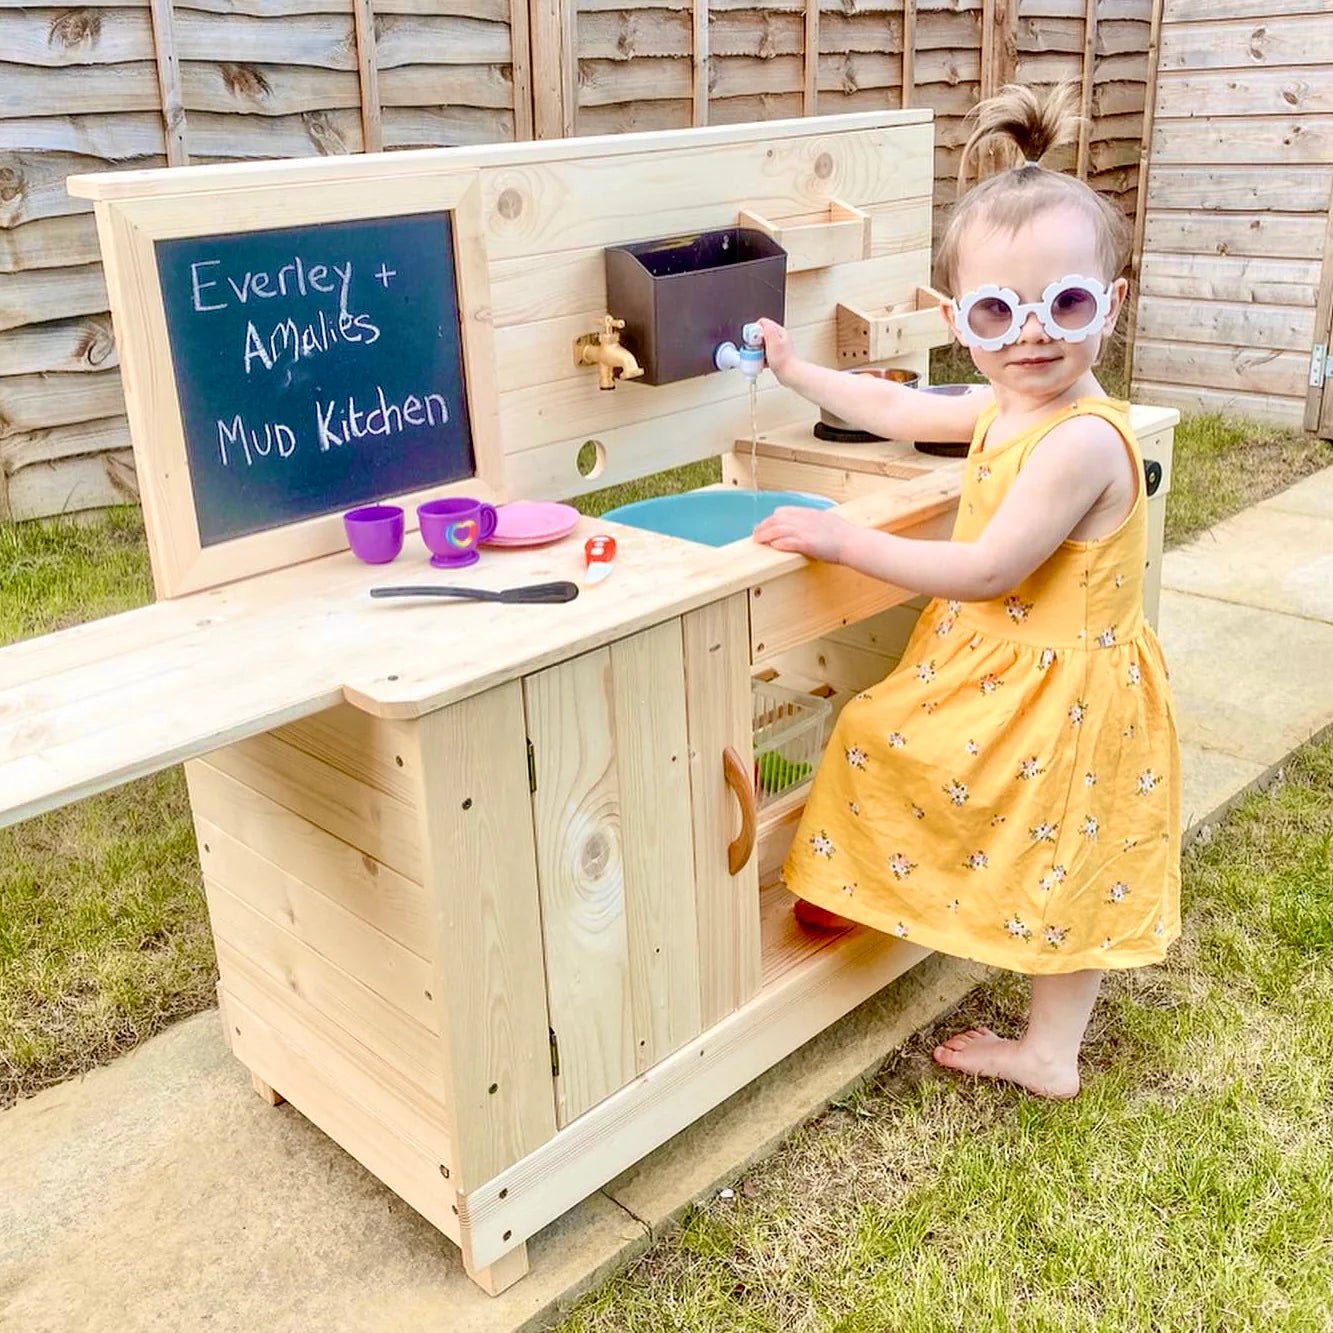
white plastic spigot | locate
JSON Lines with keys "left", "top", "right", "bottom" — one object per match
{"left": 715, "top": 321, "right": 767, "bottom": 378}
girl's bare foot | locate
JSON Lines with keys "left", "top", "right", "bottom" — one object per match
{"left": 793, "top": 898, "right": 855, "bottom": 931}
{"left": 932, "top": 1026, "right": 1081, "bottom": 1099}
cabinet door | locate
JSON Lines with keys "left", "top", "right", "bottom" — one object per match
{"left": 524, "top": 620, "right": 703, "bottom": 1126}
{"left": 682, "top": 594, "right": 760, "bottom": 1027}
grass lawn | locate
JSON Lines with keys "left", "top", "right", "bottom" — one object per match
{"left": 0, "top": 516, "right": 215, "bottom": 1106}
{"left": 0, "top": 372, "right": 1328, "bottom": 1109}
{"left": 557, "top": 739, "right": 1333, "bottom": 1332}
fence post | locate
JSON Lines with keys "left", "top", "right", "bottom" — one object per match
{"left": 532, "top": 0, "right": 575, "bottom": 137}
{"left": 510, "top": 0, "right": 536, "bottom": 139}
{"left": 148, "top": 0, "right": 189, "bottom": 166}
{"left": 1076, "top": 0, "right": 1097, "bottom": 179}
{"left": 804, "top": 0, "right": 819, "bottom": 117}
{"left": 901, "top": 0, "right": 916, "bottom": 110}
{"left": 353, "top": 0, "right": 384, "bottom": 152}
{"left": 1125, "top": 0, "right": 1166, "bottom": 382}
{"left": 694, "top": 0, "right": 710, "bottom": 126}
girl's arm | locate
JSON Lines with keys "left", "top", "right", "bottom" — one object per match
{"left": 757, "top": 318, "right": 989, "bottom": 444}
{"left": 753, "top": 414, "right": 1132, "bottom": 602}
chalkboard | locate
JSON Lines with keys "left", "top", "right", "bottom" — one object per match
{"left": 155, "top": 212, "right": 476, "bottom": 547}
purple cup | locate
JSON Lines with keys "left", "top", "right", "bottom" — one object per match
{"left": 344, "top": 504, "right": 404, "bottom": 564}
{"left": 417, "top": 497, "right": 499, "bottom": 569}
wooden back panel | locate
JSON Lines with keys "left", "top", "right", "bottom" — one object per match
{"left": 72, "top": 113, "right": 936, "bottom": 594}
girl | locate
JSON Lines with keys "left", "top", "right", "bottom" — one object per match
{"left": 753, "top": 83, "right": 1181, "bottom": 1100}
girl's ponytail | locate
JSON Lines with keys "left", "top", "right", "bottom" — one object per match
{"left": 935, "top": 81, "right": 1128, "bottom": 296}
{"left": 959, "top": 82, "right": 1083, "bottom": 190}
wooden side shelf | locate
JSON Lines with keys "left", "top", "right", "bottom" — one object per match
{"left": 739, "top": 199, "right": 871, "bottom": 273}
{"left": 836, "top": 287, "right": 952, "bottom": 365}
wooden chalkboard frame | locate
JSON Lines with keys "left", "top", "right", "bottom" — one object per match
{"left": 93, "top": 170, "right": 503, "bottom": 599}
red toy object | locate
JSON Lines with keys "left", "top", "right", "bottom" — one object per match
{"left": 584, "top": 534, "right": 617, "bottom": 584}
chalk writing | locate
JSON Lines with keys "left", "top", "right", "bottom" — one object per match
{"left": 155, "top": 212, "right": 475, "bottom": 545}
{"left": 316, "top": 386, "right": 449, "bottom": 452}
{"left": 190, "top": 257, "right": 353, "bottom": 311}
{"left": 242, "top": 310, "right": 381, "bottom": 376}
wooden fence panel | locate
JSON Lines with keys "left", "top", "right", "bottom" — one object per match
{"left": 1130, "top": 2, "right": 1333, "bottom": 433}
{"left": 554, "top": 0, "right": 1150, "bottom": 243}
{"left": 0, "top": 0, "right": 530, "bottom": 520}
{"left": 0, "top": 0, "right": 1153, "bottom": 519}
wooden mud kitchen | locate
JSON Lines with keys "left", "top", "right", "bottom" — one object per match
{"left": 0, "top": 115, "right": 1177, "bottom": 1296}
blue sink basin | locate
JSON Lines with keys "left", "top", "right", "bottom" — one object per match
{"left": 602, "top": 489, "right": 834, "bottom": 548}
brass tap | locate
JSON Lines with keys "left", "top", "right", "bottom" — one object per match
{"left": 575, "top": 315, "right": 644, "bottom": 390}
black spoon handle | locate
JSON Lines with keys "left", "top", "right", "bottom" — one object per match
{"left": 370, "top": 585, "right": 503, "bottom": 602}
{"left": 499, "top": 581, "right": 581, "bottom": 604}
{"left": 370, "top": 581, "right": 579, "bottom": 604}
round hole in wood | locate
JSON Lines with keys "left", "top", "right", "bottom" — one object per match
{"left": 499, "top": 1188, "right": 508, "bottom": 1200}
{"left": 395, "top": 755, "right": 404, "bottom": 768}
{"left": 462, "top": 798, "right": 473, "bottom": 811}
{"left": 489, "top": 1082, "right": 499, "bottom": 1095}
{"left": 439, "top": 1164, "right": 450, "bottom": 1179}
{"left": 388, "top": 674, "right": 399, "bottom": 682}
{"left": 503, "top": 1230, "right": 512, "bottom": 1242}
{"left": 576, "top": 440, "right": 606, "bottom": 480}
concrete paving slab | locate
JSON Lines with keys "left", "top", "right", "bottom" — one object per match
{"left": 0, "top": 1012, "right": 647, "bottom": 1333}
{"left": 1258, "top": 466, "right": 1333, "bottom": 521}
{"left": 1162, "top": 507, "right": 1333, "bottom": 624}
{"left": 1156, "top": 589, "right": 1333, "bottom": 767}
{"left": 0, "top": 957, "right": 984, "bottom": 1333}
{"left": 1179, "top": 742, "right": 1269, "bottom": 836}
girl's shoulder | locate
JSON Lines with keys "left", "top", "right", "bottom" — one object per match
{"left": 1042, "top": 394, "right": 1132, "bottom": 428}
{"left": 1068, "top": 394, "right": 1133, "bottom": 425}
{"left": 977, "top": 394, "right": 1129, "bottom": 462}
{"left": 1018, "top": 396, "right": 1135, "bottom": 459}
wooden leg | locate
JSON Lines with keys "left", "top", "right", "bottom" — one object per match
{"left": 465, "top": 1242, "right": 529, "bottom": 1297}
{"left": 251, "top": 1072, "right": 285, "bottom": 1106}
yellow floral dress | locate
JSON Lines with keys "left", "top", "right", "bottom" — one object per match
{"left": 783, "top": 397, "right": 1181, "bottom": 973}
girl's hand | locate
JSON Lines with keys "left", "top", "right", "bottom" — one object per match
{"left": 754, "top": 318, "right": 798, "bottom": 383}
{"left": 753, "top": 507, "right": 853, "bottom": 563}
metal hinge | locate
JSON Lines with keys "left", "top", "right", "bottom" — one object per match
{"left": 1310, "top": 343, "right": 1331, "bottom": 389}
{"left": 549, "top": 1028, "right": 560, "bottom": 1078}
{"left": 526, "top": 738, "right": 537, "bottom": 793}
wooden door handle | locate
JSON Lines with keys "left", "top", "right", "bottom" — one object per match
{"left": 722, "top": 746, "right": 756, "bottom": 876}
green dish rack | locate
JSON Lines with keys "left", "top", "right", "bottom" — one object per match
{"left": 751, "top": 679, "right": 833, "bottom": 810}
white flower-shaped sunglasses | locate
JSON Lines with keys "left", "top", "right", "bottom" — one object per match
{"left": 951, "top": 275, "right": 1112, "bottom": 352}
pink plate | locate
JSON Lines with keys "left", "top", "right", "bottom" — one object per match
{"left": 484, "top": 501, "right": 580, "bottom": 547}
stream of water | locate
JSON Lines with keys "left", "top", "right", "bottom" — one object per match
{"left": 748, "top": 378, "right": 759, "bottom": 517}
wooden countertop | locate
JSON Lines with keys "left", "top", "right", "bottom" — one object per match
{"left": 0, "top": 405, "right": 1177, "bottom": 829}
